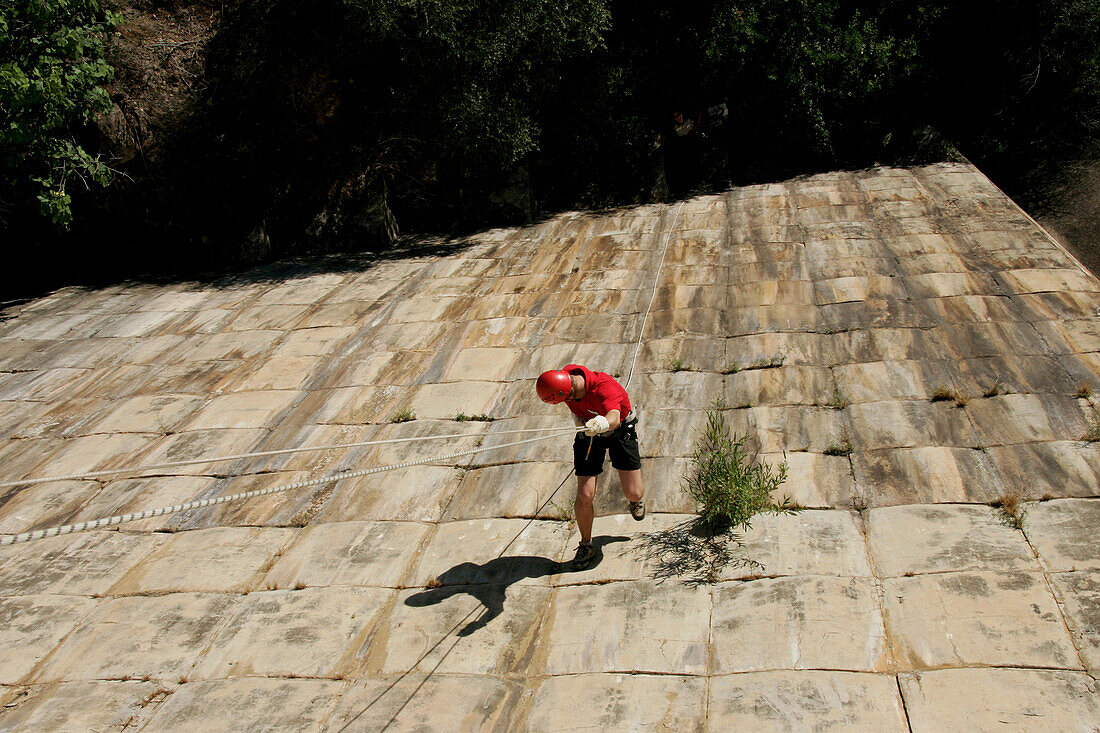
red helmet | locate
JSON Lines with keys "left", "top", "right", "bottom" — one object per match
{"left": 536, "top": 370, "right": 572, "bottom": 404}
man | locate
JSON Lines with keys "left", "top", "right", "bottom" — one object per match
{"left": 536, "top": 364, "right": 645, "bottom": 569}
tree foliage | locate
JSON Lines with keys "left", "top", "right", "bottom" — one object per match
{"left": 0, "top": 0, "right": 120, "bottom": 228}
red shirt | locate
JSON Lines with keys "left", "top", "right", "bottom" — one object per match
{"left": 562, "top": 364, "right": 632, "bottom": 421}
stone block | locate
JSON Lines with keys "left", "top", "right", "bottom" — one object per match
{"left": 145, "top": 678, "right": 343, "bottom": 732}
{"left": 315, "top": 465, "right": 462, "bottom": 522}
{"left": 130, "top": 428, "right": 270, "bottom": 478}
{"left": 847, "top": 400, "right": 978, "bottom": 451}
{"left": 68, "top": 475, "right": 217, "bottom": 532}
{"left": 966, "top": 393, "right": 1090, "bottom": 446}
{"left": 0, "top": 680, "right": 165, "bottom": 732}
{"left": 851, "top": 447, "right": 993, "bottom": 506}
{"left": 1024, "top": 498, "right": 1100, "bottom": 571}
{"left": 0, "top": 595, "right": 97, "bottom": 683}
{"left": 0, "top": 480, "right": 102, "bottom": 535}
{"left": 708, "top": 671, "right": 908, "bottom": 732}
{"left": 899, "top": 669, "right": 1100, "bottom": 733}
{"left": 525, "top": 674, "right": 706, "bottom": 732}
{"left": 986, "top": 442, "right": 1100, "bottom": 499}
{"left": 408, "top": 518, "right": 570, "bottom": 587}
{"left": 108, "top": 526, "right": 296, "bottom": 595}
{"left": 183, "top": 390, "right": 301, "bottom": 430}
{"left": 711, "top": 577, "right": 887, "bottom": 673}
{"left": 751, "top": 405, "right": 850, "bottom": 453}
{"left": 233, "top": 356, "right": 324, "bottom": 391}
{"left": 1050, "top": 570, "right": 1100, "bottom": 671}
{"left": 543, "top": 580, "right": 710, "bottom": 675}
{"left": 407, "top": 381, "right": 502, "bottom": 421}
{"left": 32, "top": 593, "right": 237, "bottom": 682}
{"left": 882, "top": 571, "right": 1080, "bottom": 670}
{"left": 833, "top": 360, "right": 957, "bottom": 404}
{"left": 370, "top": 585, "right": 549, "bottom": 675}
{"left": 87, "top": 394, "right": 204, "bottom": 434}
{"left": 441, "top": 347, "right": 522, "bottom": 382}
{"left": 865, "top": 504, "right": 1037, "bottom": 577}
{"left": 194, "top": 587, "right": 388, "bottom": 679}
{"left": 264, "top": 520, "right": 431, "bottom": 589}
{"left": 326, "top": 674, "right": 523, "bottom": 732}
{"left": 272, "top": 326, "right": 356, "bottom": 358}
{"left": 446, "top": 461, "right": 575, "bottom": 520}
{"left": 722, "top": 366, "right": 834, "bottom": 409}
{"left": 0, "top": 530, "right": 166, "bottom": 596}
{"left": 999, "top": 267, "right": 1100, "bottom": 295}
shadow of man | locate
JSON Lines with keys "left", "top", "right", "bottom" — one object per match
{"left": 405, "top": 535, "right": 630, "bottom": 636}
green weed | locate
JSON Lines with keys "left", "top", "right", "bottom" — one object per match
{"left": 683, "top": 400, "right": 791, "bottom": 533}
{"left": 390, "top": 409, "right": 415, "bottom": 423}
{"left": 455, "top": 413, "right": 495, "bottom": 422}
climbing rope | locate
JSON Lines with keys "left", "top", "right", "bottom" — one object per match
{"left": 0, "top": 427, "right": 581, "bottom": 546}
{"left": 624, "top": 200, "right": 683, "bottom": 390}
{"left": 0, "top": 427, "right": 572, "bottom": 490}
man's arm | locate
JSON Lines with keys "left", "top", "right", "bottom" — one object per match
{"left": 604, "top": 409, "right": 621, "bottom": 431}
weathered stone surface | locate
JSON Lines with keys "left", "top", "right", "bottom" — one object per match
{"left": 264, "top": 520, "right": 430, "bottom": 588}
{"left": 0, "top": 162, "right": 1098, "bottom": 729}
{"left": 882, "top": 571, "right": 1080, "bottom": 670}
{"left": 851, "top": 447, "right": 994, "bottom": 505}
{"left": 108, "top": 526, "right": 296, "bottom": 594}
{"left": 0, "top": 680, "right": 166, "bottom": 732}
{"left": 987, "top": 441, "right": 1100, "bottom": 499}
{"left": 899, "top": 669, "right": 1100, "bottom": 732}
{"left": 708, "top": 671, "right": 907, "bottom": 732}
{"left": 183, "top": 390, "right": 301, "bottom": 430}
{"left": 0, "top": 595, "right": 97, "bottom": 683}
{"left": 369, "top": 585, "right": 548, "bottom": 675}
{"left": 866, "top": 504, "right": 1037, "bottom": 577}
{"left": 144, "top": 678, "right": 343, "bottom": 732}
{"left": 1024, "top": 498, "right": 1100, "bottom": 571}
{"left": 525, "top": 674, "right": 707, "bottom": 732}
{"left": 86, "top": 394, "right": 204, "bottom": 434}
{"left": 446, "top": 461, "right": 573, "bottom": 520}
{"left": 0, "top": 531, "right": 166, "bottom": 596}
{"left": 315, "top": 465, "right": 463, "bottom": 522}
{"left": 327, "top": 674, "right": 523, "bottom": 732}
{"left": 194, "top": 587, "right": 386, "bottom": 679}
{"left": 1049, "top": 570, "right": 1100, "bottom": 671}
{"left": 711, "top": 577, "right": 887, "bottom": 673}
{"left": 408, "top": 519, "right": 570, "bottom": 587}
{"left": 33, "top": 593, "right": 237, "bottom": 682}
{"left": 0, "top": 480, "right": 102, "bottom": 535}
{"left": 543, "top": 580, "right": 710, "bottom": 675}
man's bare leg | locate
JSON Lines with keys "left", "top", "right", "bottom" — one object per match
{"left": 575, "top": 474, "right": 598, "bottom": 542}
{"left": 618, "top": 469, "right": 643, "bottom": 502}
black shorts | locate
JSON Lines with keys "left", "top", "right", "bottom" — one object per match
{"left": 574, "top": 418, "right": 642, "bottom": 476}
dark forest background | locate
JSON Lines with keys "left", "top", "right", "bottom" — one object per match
{"left": 3, "top": 0, "right": 1100, "bottom": 297}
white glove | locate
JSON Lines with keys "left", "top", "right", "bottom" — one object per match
{"left": 584, "top": 415, "right": 611, "bottom": 436}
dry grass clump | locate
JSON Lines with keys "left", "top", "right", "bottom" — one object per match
{"left": 991, "top": 492, "right": 1026, "bottom": 530}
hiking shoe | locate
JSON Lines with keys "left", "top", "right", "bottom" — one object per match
{"left": 572, "top": 540, "right": 595, "bottom": 570}
{"left": 629, "top": 500, "right": 646, "bottom": 521}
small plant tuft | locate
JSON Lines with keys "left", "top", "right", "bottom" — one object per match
{"left": 390, "top": 408, "right": 415, "bottom": 423}
{"left": 824, "top": 436, "right": 853, "bottom": 456}
{"left": 983, "top": 380, "right": 1006, "bottom": 398}
{"left": 1077, "top": 382, "right": 1093, "bottom": 400}
{"left": 455, "top": 413, "right": 494, "bottom": 422}
{"left": 991, "top": 492, "right": 1026, "bottom": 530}
{"left": 425, "top": 577, "right": 442, "bottom": 589}
{"left": 547, "top": 497, "right": 576, "bottom": 523}
{"left": 721, "top": 362, "right": 741, "bottom": 375}
{"left": 683, "top": 400, "right": 791, "bottom": 534}
{"left": 931, "top": 385, "right": 967, "bottom": 407}
{"left": 667, "top": 357, "right": 693, "bottom": 372}
{"left": 825, "top": 386, "right": 849, "bottom": 410}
